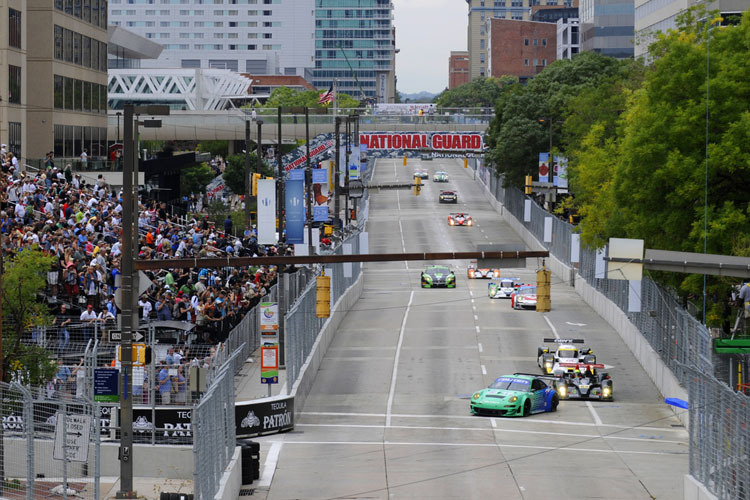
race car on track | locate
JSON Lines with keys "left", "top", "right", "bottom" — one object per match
{"left": 448, "top": 213, "right": 472, "bottom": 226}
{"left": 433, "top": 171, "right": 448, "bottom": 182}
{"left": 467, "top": 261, "right": 500, "bottom": 279}
{"left": 420, "top": 153, "right": 433, "bottom": 161}
{"left": 537, "top": 338, "right": 596, "bottom": 375}
{"left": 470, "top": 374, "right": 560, "bottom": 417}
{"left": 554, "top": 363, "right": 613, "bottom": 401}
{"left": 439, "top": 190, "right": 457, "bottom": 203}
{"left": 413, "top": 169, "right": 429, "bottom": 179}
{"left": 510, "top": 284, "right": 537, "bottom": 309}
{"left": 487, "top": 277, "right": 521, "bottom": 299}
{"left": 421, "top": 265, "right": 456, "bottom": 288}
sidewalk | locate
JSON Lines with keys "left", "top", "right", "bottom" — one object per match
{"left": 234, "top": 346, "right": 288, "bottom": 402}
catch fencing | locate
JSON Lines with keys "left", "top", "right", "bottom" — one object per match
{"left": 474, "top": 161, "right": 745, "bottom": 499}
{"left": 0, "top": 382, "right": 100, "bottom": 500}
{"left": 192, "top": 348, "right": 241, "bottom": 500}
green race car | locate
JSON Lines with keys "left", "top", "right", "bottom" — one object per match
{"left": 470, "top": 374, "right": 559, "bottom": 417}
{"left": 421, "top": 265, "right": 456, "bottom": 288}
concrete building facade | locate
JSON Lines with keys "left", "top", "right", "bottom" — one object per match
{"left": 108, "top": 0, "right": 315, "bottom": 79}
{"left": 448, "top": 51, "right": 470, "bottom": 89}
{"left": 487, "top": 18, "right": 557, "bottom": 82}
{"left": 312, "top": 0, "right": 396, "bottom": 103}
{"left": 0, "top": 0, "right": 108, "bottom": 163}
{"left": 579, "top": 0, "right": 635, "bottom": 58}
{"left": 557, "top": 17, "right": 581, "bottom": 59}
{"left": 466, "top": 0, "right": 572, "bottom": 81}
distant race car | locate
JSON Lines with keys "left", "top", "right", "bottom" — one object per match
{"left": 439, "top": 190, "right": 457, "bottom": 203}
{"left": 433, "top": 171, "right": 448, "bottom": 182}
{"left": 554, "top": 363, "right": 613, "bottom": 401}
{"left": 421, "top": 153, "right": 433, "bottom": 161}
{"left": 467, "top": 262, "right": 500, "bottom": 279}
{"left": 510, "top": 284, "right": 537, "bottom": 310}
{"left": 421, "top": 265, "right": 456, "bottom": 288}
{"left": 537, "top": 338, "right": 596, "bottom": 375}
{"left": 448, "top": 213, "right": 472, "bottom": 226}
{"left": 413, "top": 169, "right": 429, "bottom": 179}
{"left": 487, "top": 277, "right": 521, "bottom": 299}
{"left": 470, "top": 374, "right": 560, "bottom": 417}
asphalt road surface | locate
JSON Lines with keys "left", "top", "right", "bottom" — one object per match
{"left": 253, "top": 157, "right": 689, "bottom": 500}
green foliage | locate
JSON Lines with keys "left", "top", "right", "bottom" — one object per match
{"left": 1, "top": 248, "right": 58, "bottom": 384}
{"left": 204, "top": 200, "right": 252, "bottom": 235}
{"left": 222, "top": 153, "right": 273, "bottom": 195}
{"left": 197, "top": 140, "right": 228, "bottom": 159}
{"left": 180, "top": 163, "right": 216, "bottom": 196}
{"left": 258, "top": 87, "right": 361, "bottom": 110}
{"left": 434, "top": 77, "right": 512, "bottom": 108}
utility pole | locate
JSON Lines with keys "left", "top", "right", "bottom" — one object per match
{"left": 245, "top": 119, "right": 252, "bottom": 232}
{"left": 305, "top": 106, "right": 313, "bottom": 256}
{"left": 116, "top": 103, "right": 136, "bottom": 499}
{"left": 353, "top": 113, "right": 360, "bottom": 222}
{"left": 334, "top": 117, "right": 341, "bottom": 228}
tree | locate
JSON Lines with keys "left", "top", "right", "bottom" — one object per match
{"left": 259, "top": 87, "right": 361, "bottom": 110}
{"left": 434, "top": 77, "right": 512, "bottom": 108}
{"left": 197, "top": 140, "right": 228, "bottom": 159}
{"left": 1, "top": 248, "right": 57, "bottom": 385}
{"left": 222, "top": 152, "right": 272, "bottom": 196}
{"left": 180, "top": 163, "right": 216, "bottom": 196}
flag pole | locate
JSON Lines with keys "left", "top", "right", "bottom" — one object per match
{"left": 333, "top": 79, "right": 338, "bottom": 118}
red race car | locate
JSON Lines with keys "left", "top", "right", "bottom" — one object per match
{"left": 467, "top": 261, "right": 500, "bottom": 279}
{"left": 448, "top": 213, "right": 473, "bottom": 226}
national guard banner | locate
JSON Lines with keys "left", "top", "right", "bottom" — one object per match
{"left": 257, "top": 179, "right": 277, "bottom": 244}
{"left": 285, "top": 179, "right": 305, "bottom": 244}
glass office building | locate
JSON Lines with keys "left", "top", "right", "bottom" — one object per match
{"left": 313, "top": 0, "right": 396, "bottom": 103}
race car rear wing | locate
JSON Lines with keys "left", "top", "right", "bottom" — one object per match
{"left": 543, "top": 338, "right": 585, "bottom": 344}
{"left": 513, "top": 372, "right": 561, "bottom": 381}
{"left": 449, "top": 213, "right": 470, "bottom": 216}
{"left": 558, "top": 363, "right": 605, "bottom": 369}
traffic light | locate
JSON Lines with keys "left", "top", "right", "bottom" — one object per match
{"left": 525, "top": 175, "right": 533, "bottom": 195}
{"left": 117, "top": 344, "right": 150, "bottom": 366}
{"left": 316, "top": 272, "right": 331, "bottom": 318}
{"left": 413, "top": 176, "right": 422, "bottom": 196}
{"left": 251, "top": 173, "right": 261, "bottom": 196}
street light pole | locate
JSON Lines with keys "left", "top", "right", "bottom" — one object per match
{"left": 305, "top": 107, "right": 313, "bottom": 256}
{"left": 245, "top": 119, "right": 252, "bottom": 232}
{"left": 344, "top": 116, "right": 351, "bottom": 227}
{"left": 334, "top": 117, "right": 341, "bottom": 228}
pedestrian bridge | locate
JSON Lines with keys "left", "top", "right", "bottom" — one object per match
{"left": 108, "top": 110, "right": 491, "bottom": 143}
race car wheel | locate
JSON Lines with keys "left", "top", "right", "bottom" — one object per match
{"left": 522, "top": 399, "right": 531, "bottom": 417}
{"left": 550, "top": 394, "right": 559, "bottom": 412}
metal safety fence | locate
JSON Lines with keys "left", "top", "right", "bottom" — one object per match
{"left": 0, "top": 382, "right": 100, "bottom": 500}
{"left": 474, "top": 161, "right": 745, "bottom": 499}
{"left": 192, "top": 347, "right": 240, "bottom": 500}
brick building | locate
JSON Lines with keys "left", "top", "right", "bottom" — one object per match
{"left": 487, "top": 19, "right": 557, "bottom": 82}
{"left": 448, "top": 51, "right": 470, "bottom": 89}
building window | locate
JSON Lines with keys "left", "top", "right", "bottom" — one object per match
{"left": 524, "top": 58, "right": 529, "bottom": 66}
{"left": 8, "top": 122, "right": 21, "bottom": 157}
{"left": 64, "top": 77, "right": 74, "bottom": 109}
{"left": 9, "top": 9, "right": 21, "bottom": 49}
{"left": 533, "top": 39, "right": 538, "bottom": 46}
{"left": 542, "top": 59, "right": 547, "bottom": 66}
{"left": 542, "top": 38, "right": 547, "bottom": 46}
{"left": 54, "top": 75, "right": 64, "bottom": 109}
{"left": 8, "top": 65, "right": 21, "bottom": 104}
{"left": 54, "top": 25, "right": 64, "bottom": 59}
{"left": 524, "top": 38, "right": 529, "bottom": 46}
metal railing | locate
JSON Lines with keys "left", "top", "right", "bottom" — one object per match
{"left": 474, "top": 161, "right": 747, "bottom": 500}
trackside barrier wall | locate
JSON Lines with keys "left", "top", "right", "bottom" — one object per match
{"left": 467, "top": 160, "right": 745, "bottom": 500}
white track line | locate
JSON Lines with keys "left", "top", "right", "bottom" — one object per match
{"left": 587, "top": 401, "right": 604, "bottom": 426}
{"left": 386, "top": 290, "right": 414, "bottom": 427}
{"left": 258, "top": 441, "right": 282, "bottom": 487}
{"left": 490, "top": 418, "right": 497, "bottom": 428}
{"left": 474, "top": 314, "right": 479, "bottom": 321}
{"left": 544, "top": 315, "right": 559, "bottom": 339}
{"left": 475, "top": 326, "right": 480, "bottom": 333}
{"left": 478, "top": 343, "right": 483, "bottom": 353}
{"left": 398, "top": 219, "right": 408, "bottom": 269}
{"left": 481, "top": 365, "right": 487, "bottom": 375}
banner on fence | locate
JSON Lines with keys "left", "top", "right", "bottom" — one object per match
{"left": 257, "top": 179, "right": 277, "bottom": 244}
{"left": 285, "top": 179, "right": 305, "bottom": 244}
{"left": 236, "top": 396, "right": 294, "bottom": 437}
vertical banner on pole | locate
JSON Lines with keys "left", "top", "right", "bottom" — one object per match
{"left": 312, "top": 228, "right": 320, "bottom": 254}
{"left": 571, "top": 233, "right": 580, "bottom": 264}
{"left": 628, "top": 280, "right": 642, "bottom": 312}
{"left": 523, "top": 199, "right": 531, "bottom": 222}
{"left": 349, "top": 148, "right": 360, "bottom": 180}
{"left": 260, "top": 343, "right": 279, "bottom": 384}
{"left": 285, "top": 179, "right": 305, "bottom": 244}
{"left": 359, "top": 143, "right": 367, "bottom": 170}
{"left": 257, "top": 179, "right": 277, "bottom": 244}
{"left": 543, "top": 217, "right": 553, "bottom": 243}
{"left": 312, "top": 168, "right": 329, "bottom": 222}
{"left": 538, "top": 152, "right": 550, "bottom": 183}
{"left": 595, "top": 246, "right": 607, "bottom": 279}
{"left": 359, "top": 231, "right": 369, "bottom": 254}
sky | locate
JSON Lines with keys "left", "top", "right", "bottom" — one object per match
{"left": 393, "top": 0, "right": 468, "bottom": 95}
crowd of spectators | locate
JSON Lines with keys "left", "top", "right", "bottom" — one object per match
{"left": 0, "top": 152, "right": 290, "bottom": 362}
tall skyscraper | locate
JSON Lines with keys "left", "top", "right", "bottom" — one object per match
{"left": 312, "top": 0, "right": 396, "bottom": 103}
{"left": 466, "top": 0, "right": 573, "bottom": 81}
{"left": 108, "top": 0, "right": 315, "bottom": 78}
{"left": 579, "top": 0, "right": 634, "bottom": 58}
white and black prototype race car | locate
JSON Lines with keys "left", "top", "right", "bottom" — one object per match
{"left": 554, "top": 363, "right": 614, "bottom": 401}
{"left": 537, "top": 338, "right": 596, "bottom": 375}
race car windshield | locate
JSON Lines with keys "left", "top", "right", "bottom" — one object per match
{"left": 559, "top": 350, "right": 578, "bottom": 358}
{"left": 430, "top": 266, "right": 450, "bottom": 274}
{"left": 500, "top": 280, "right": 514, "bottom": 287}
{"left": 520, "top": 287, "right": 537, "bottom": 294}
{"left": 489, "top": 378, "right": 530, "bottom": 392}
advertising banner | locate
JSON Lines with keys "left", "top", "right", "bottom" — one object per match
{"left": 554, "top": 155, "right": 568, "bottom": 189}
{"left": 259, "top": 301, "right": 278, "bottom": 333}
{"left": 538, "top": 152, "right": 550, "bottom": 183}
{"left": 261, "top": 343, "right": 279, "bottom": 384}
{"left": 257, "top": 179, "right": 276, "bottom": 245}
{"left": 236, "top": 396, "right": 294, "bottom": 437}
{"left": 288, "top": 169, "right": 304, "bottom": 181}
{"left": 285, "top": 179, "right": 305, "bottom": 244}
{"left": 359, "top": 133, "right": 484, "bottom": 151}
{"left": 348, "top": 147, "right": 360, "bottom": 180}
{"left": 312, "top": 168, "right": 329, "bottom": 222}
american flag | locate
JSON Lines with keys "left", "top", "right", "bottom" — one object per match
{"left": 318, "top": 85, "right": 334, "bottom": 105}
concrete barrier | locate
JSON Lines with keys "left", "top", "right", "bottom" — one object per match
{"left": 215, "top": 446, "right": 242, "bottom": 500}
{"left": 683, "top": 474, "right": 719, "bottom": 500}
{"left": 469, "top": 167, "right": 688, "bottom": 426}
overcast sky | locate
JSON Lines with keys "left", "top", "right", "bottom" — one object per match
{"left": 393, "top": 0, "right": 467, "bottom": 95}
